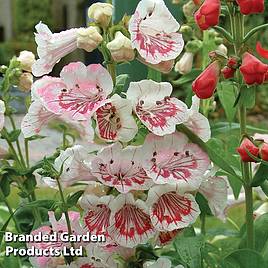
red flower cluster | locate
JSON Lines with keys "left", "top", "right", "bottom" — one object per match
{"left": 221, "top": 57, "right": 239, "bottom": 79}
{"left": 192, "top": 61, "right": 221, "bottom": 99}
{"left": 237, "top": 138, "right": 268, "bottom": 162}
{"left": 240, "top": 52, "right": 268, "bottom": 85}
{"left": 236, "top": 0, "right": 264, "bottom": 15}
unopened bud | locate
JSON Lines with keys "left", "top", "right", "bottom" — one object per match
{"left": 17, "top": 50, "right": 35, "bottom": 72}
{"left": 19, "top": 72, "right": 33, "bottom": 92}
{"left": 175, "top": 52, "right": 194, "bottom": 74}
{"left": 185, "top": 40, "right": 202, "bottom": 54}
{"left": 217, "top": 44, "right": 228, "bottom": 55}
{"left": 183, "top": 1, "right": 196, "bottom": 17}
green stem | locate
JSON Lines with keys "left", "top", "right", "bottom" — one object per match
{"left": 24, "top": 139, "right": 30, "bottom": 168}
{"left": 107, "top": 63, "right": 116, "bottom": 85}
{"left": 200, "top": 214, "right": 206, "bottom": 235}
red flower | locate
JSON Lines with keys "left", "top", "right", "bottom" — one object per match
{"left": 256, "top": 41, "right": 268, "bottom": 60}
{"left": 240, "top": 52, "right": 268, "bottom": 85}
{"left": 194, "top": 0, "right": 221, "bottom": 30}
{"left": 237, "top": 138, "right": 259, "bottom": 162}
{"left": 222, "top": 66, "right": 235, "bottom": 79}
{"left": 236, "top": 0, "right": 264, "bottom": 15}
{"left": 227, "top": 57, "right": 239, "bottom": 69}
{"left": 260, "top": 143, "right": 268, "bottom": 161}
{"left": 192, "top": 61, "right": 220, "bottom": 99}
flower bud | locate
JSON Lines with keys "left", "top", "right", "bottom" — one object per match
{"left": 227, "top": 57, "right": 239, "bottom": 69}
{"left": 185, "top": 40, "right": 203, "bottom": 53}
{"left": 77, "top": 26, "right": 103, "bottom": 52}
{"left": 253, "top": 203, "right": 268, "bottom": 220}
{"left": 194, "top": 0, "right": 220, "bottom": 30}
{"left": 236, "top": 0, "right": 264, "bottom": 15}
{"left": 237, "top": 138, "right": 259, "bottom": 162}
{"left": 222, "top": 66, "right": 235, "bottom": 79}
{"left": 18, "top": 72, "right": 33, "bottom": 92}
{"left": 260, "top": 143, "right": 268, "bottom": 161}
{"left": 88, "top": 2, "right": 113, "bottom": 28}
{"left": 175, "top": 52, "right": 194, "bottom": 74}
{"left": 180, "top": 25, "right": 193, "bottom": 40}
{"left": 217, "top": 44, "right": 228, "bottom": 55}
{"left": 183, "top": 1, "right": 196, "bottom": 17}
{"left": 0, "top": 65, "right": 8, "bottom": 73}
{"left": 172, "top": 0, "right": 180, "bottom": 4}
{"left": 192, "top": 61, "right": 221, "bottom": 99}
{"left": 107, "top": 31, "right": 135, "bottom": 62}
{"left": 17, "top": 50, "right": 35, "bottom": 72}
{"left": 240, "top": 52, "right": 268, "bottom": 85}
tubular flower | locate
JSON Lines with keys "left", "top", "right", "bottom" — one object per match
{"left": 32, "top": 22, "right": 79, "bottom": 77}
{"left": 146, "top": 184, "right": 200, "bottom": 231}
{"left": 192, "top": 61, "right": 221, "bottom": 99}
{"left": 95, "top": 94, "right": 138, "bottom": 142}
{"left": 88, "top": 3, "right": 113, "bottom": 29}
{"left": 222, "top": 66, "right": 236, "bottom": 79}
{"left": 175, "top": 52, "right": 194, "bottom": 75}
{"left": 194, "top": 0, "right": 221, "bottom": 30}
{"left": 137, "top": 56, "right": 175, "bottom": 73}
{"left": 256, "top": 41, "right": 268, "bottom": 60}
{"left": 32, "top": 62, "right": 113, "bottom": 120}
{"left": 91, "top": 142, "right": 153, "bottom": 193}
{"left": 129, "top": 0, "right": 184, "bottom": 64}
{"left": 0, "top": 100, "right": 5, "bottom": 131}
{"left": 236, "top": 0, "right": 264, "bottom": 15}
{"left": 126, "top": 80, "right": 188, "bottom": 136}
{"left": 142, "top": 132, "right": 210, "bottom": 189}
{"left": 260, "top": 143, "right": 268, "bottom": 161}
{"left": 240, "top": 52, "right": 268, "bottom": 85}
{"left": 108, "top": 193, "right": 155, "bottom": 248}
{"left": 237, "top": 138, "right": 259, "bottom": 162}
{"left": 107, "top": 31, "right": 135, "bottom": 62}
{"left": 77, "top": 26, "right": 103, "bottom": 52}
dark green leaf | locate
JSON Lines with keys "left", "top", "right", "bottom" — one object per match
{"left": 196, "top": 193, "right": 212, "bottom": 216}
{"left": 251, "top": 163, "right": 268, "bottom": 187}
{"left": 147, "top": 67, "right": 161, "bottom": 82}
{"left": 8, "top": 129, "right": 21, "bottom": 142}
{"left": 172, "top": 69, "right": 202, "bottom": 86}
{"left": 0, "top": 214, "right": 13, "bottom": 246}
{"left": 239, "top": 86, "right": 256, "bottom": 109}
{"left": 228, "top": 174, "right": 243, "bottom": 199}
{"left": 114, "top": 74, "right": 129, "bottom": 94}
{"left": 66, "top": 190, "right": 84, "bottom": 208}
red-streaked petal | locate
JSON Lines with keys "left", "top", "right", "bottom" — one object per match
{"left": 108, "top": 193, "right": 155, "bottom": 248}
{"left": 147, "top": 185, "right": 200, "bottom": 231}
{"left": 256, "top": 41, "right": 268, "bottom": 60}
{"left": 158, "top": 229, "right": 183, "bottom": 245}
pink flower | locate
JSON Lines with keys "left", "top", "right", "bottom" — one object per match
{"left": 146, "top": 184, "right": 200, "bottom": 231}
{"left": 80, "top": 194, "right": 114, "bottom": 245}
{"left": 33, "top": 62, "right": 113, "bottom": 120}
{"left": 32, "top": 22, "right": 79, "bottom": 77}
{"left": 108, "top": 193, "right": 155, "bottom": 248}
{"left": 184, "top": 95, "right": 211, "bottom": 142}
{"left": 129, "top": 0, "right": 184, "bottom": 64}
{"left": 91, "top": 143, "right": 153, "bottom": 193}
{"left": 199, "top": 167, "right": 228, "bottom": 221}
{"left": 126, "top": 80, "right": 188, "bottom": 136}
{"left": 95, "top": 94, "right": 138, "bottom": 142}
{"left": 0, "top": 100, "right": 5, "bottom": 131}
{"left": 142, "top": 132, "right": 210, "bottom": 189}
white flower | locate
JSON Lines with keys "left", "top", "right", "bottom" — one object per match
{"left": 88, "top": 2, "right": 113, "bottom": 28}
{"left": 253, "top": 202, "right": 268, "bottom": 220}
{"left": 175, "top": 52, "right": 194, "bottom": 75}
{"left": 77, "top": 26, "right": 103, "bottom": 52}
{"left": 217, "top": 44, "right": 228, "bottom": 55}
{"left": 17, "top": 50, "right": 36, "bottom": 72}
{"left": 107, "top": 31, "right": 135, "bottom": 62}
{"left": 0, "top": 100, "right": 5, "bottom": 131}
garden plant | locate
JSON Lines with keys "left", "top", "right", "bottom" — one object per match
{"left": 1, "top": 0, "right": 268, "bottom": 267}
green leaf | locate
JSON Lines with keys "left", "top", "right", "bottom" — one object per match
{"left": 172, "top": 69, "right": 202, "bottom": 86}
{"left": 174, "top": 235, "right": 205, "bottom": 268}
{"left": 25, "top": 200, "right": 55, "bottom": 210}
{"left": 228, "top": 174, "right": 243, "bottom": 199}
{"left": 239, "top": 86, "right": 256, "bottom": 109}
{"left": 251, "top": 163, "right": 268, "bottom": 187}
{"left": 114, "top": 74, "right": 129, "bottom": 94}
{"left": 223, "top": 249, "right": 265, "bottom": 268}
{"left": 147, "top": 67, "right": 161, "bottom": 82}
{"left": 7, "top": 129, "right": 21, "bottom": 142}
{"left": 0, "top": 214, "right": 13, "bottom": 246}
{"left": 217, "top": 82, "right": 237, "bottom": 122}
{"left": 195, "top": 193, "right": 212, "bottom": 216}
{"left": 243, "top": 23, "right": 268, "bottom": 43}
{"left": 66, "top": 190, "right": 84, "bottom": 208}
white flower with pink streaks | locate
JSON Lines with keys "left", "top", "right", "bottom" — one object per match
{"left": 142, "top": 132, "right": 210, "bottom": 189}
{"left": 33, "top": 62, "right": 113, "bottom": 120}
{"left": 95, "top": 94, "right": 138, "bottom": 142}
{"left": 108, "top": 193, "right": 155, "bottom": 248}
{"left": 129, "top": 0, "right": 184, "bottom": 64}
{"left": 146, "top": 184, "right": 200, "bottom": 231}
{"left": 32, "top": 22, "right": 79, "bottom": 77}
{"left": 199, "top": 167, "right": 228, "bottom": 221}
{"left": 126, "top": 80, "right": 188, "bottom": 136}
{"left": 80, "top": 194, "right": 114, "bottom": 245}
{"left": 90, "top": 142, "right": 153, "bottom": 193}
{"left": 184, "top": 95, "right": 211, "bottom": 142}
{"left": 0, "top": 100, "right": 5, "bottom": 131}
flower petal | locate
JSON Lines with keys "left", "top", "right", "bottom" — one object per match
{"left": 147, "top": 184, "right": 200, "bottom": 231}
{"left": 256, "top": 41, "right": 268, "bottom": 60}
{"left": 0, "top": 100, "right": 5, "bottom": 131}
{"left": 108, "top": 193, "right": 155, "bottom": 248}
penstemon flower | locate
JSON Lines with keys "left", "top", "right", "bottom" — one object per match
{"left": 91, "top": 142, "right": 153, "bottom": 193}
{"left": 142, "top": 132, "right": 210, "bottom": 189}
{"left": 32, "top": 62, "right": 113, "bottom": 120}
{"left": 129, "top": 0, "right": 184, "bottom": 64}
{"left": 126, "top": 80, "right": 188, "bottom": 136}
{"left": 0, "top": 100, "right": 5, "bottom": 131}
{"left": 95, "top": 94, "right": 138, "bottom": 142}
{"left": 32, "top": 22, "right": 79, "bottom": 77}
